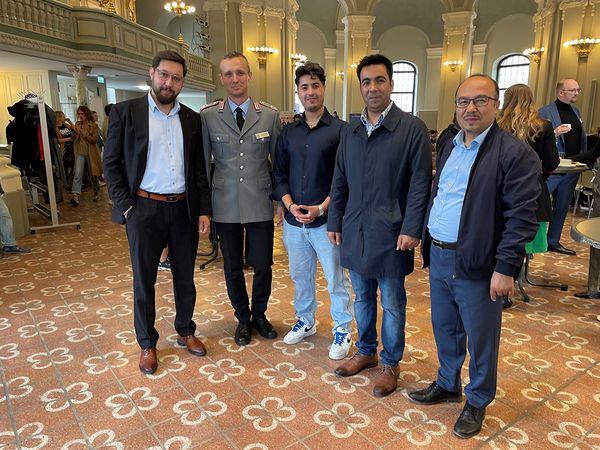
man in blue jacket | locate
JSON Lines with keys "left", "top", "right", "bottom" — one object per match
{"left": 539, "top": 79, "right": 587, "bottom": 255}
{"left": 327, "top": 54, "right": 432, "bottom": 397}
{"left": 408, "top": 74, "right": 540, "bottom": 438}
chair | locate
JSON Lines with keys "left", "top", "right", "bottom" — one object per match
{"left": 573, "top": 169, "right": 596, "bottom": 218}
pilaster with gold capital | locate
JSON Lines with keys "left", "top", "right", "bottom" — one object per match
{"left": 437, "top": 10, "right": 476, "bottom": 131}
{"left": 341, "top": 15, "right": 375, "bottom": 118}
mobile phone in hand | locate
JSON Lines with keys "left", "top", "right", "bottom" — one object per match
{"left": 299, "top": 207, "right": 308, "bottom": 214}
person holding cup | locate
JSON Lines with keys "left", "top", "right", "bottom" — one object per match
{"left": 539, "top": 79, "right": 587, "bottom": 255}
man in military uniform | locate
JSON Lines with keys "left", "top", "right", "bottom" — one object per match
{"left": 201, "top": 51, "right": 281, "bottom": 345}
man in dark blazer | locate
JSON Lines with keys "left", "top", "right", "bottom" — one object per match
{"left": 539, "top": 79, "right": 587, "bottom": 255}
{"left": 103, "top": 50, "right": 211, "bottom": 375}
{"left": 327, "top": 54, "right": 432, "bottom": 397}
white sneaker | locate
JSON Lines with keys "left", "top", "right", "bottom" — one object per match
{"left": 329, "top": 327, "right": 352, "bottom": 360}
{"left": 283, "top": 319, "right": 316, "bottom": 345}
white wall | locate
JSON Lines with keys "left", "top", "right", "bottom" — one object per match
{"left": 483, "top": 14, "right": 534, "bottom": 76}
{"left": 376, "top": 26, "right": 429, "bottom": 115}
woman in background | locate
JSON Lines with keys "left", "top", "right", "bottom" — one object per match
{"left": 55, "top": 111, "right": 74, "bottom": 187}
{"left": 71, "top": 105, "right": 101, "bottom": 205}
{"left": 497, "top": 83, "right": 559, "bottom": 308}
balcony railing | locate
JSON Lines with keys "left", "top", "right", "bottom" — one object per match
{"left": 0, "top": 0, "right": 214, "bottom": 91}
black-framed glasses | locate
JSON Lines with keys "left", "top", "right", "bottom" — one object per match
{"left": 455, "top": 96, "right": 498, "bottom": 108}
{"left": 155, "top": 68, "right": 184, "bottom": 84}
{"left": 561, "top": 88, "right": 582, "bottom": 94}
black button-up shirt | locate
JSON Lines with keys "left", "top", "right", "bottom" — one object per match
{"left": 273, "top": 108, "right": 346, "bottom": 228}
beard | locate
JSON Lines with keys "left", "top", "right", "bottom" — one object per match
{"left": 152, "top": 84, "right": 178, "bottom": 105}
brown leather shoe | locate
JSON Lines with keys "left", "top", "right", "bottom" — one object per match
{"left": 177, "top": 334, "right": 207, "bottom": 356}
{"left": 373, "top": 364, "right": 400, "bottom": 397}
{"left": 139, "top": 348, "right": 158, "bottom": 374}
{"left": 334, "top": 352, "right": 378, "bottom": 377}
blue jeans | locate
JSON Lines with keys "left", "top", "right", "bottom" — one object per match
{"left": 546, "top": 173, "right": 579, "bottom": 246}
{"left": 348, "top": 271, "right": 406, "bottom": 366}
{"left": 72, "top": 154, "right": 99, "bottom": 194}
{"left": 429, "top": 244, "right": 503, "bottom": 409}
{"left": 283, "top": 221, "right": 353, "bottom": 333}
{"left": 0, "top": 196, "right": 16, "bottom": 247}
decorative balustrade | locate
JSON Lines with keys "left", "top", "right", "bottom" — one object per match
{"left": 0, "top": 0, "right": 214, "bottom": 90}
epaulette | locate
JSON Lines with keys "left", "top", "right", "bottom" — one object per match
{"left": 259, "top": 100, "right": 278, "bottom": 112}
{"left": 200, "top": 100, "right": 220, "bottom": 111}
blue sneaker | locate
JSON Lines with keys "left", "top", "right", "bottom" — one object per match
{"left": 283, "top": 319, "right": 316, "bottom": 345}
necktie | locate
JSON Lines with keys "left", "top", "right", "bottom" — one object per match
{"left": 235, "top": 107, "right": 244, "bottom": 131}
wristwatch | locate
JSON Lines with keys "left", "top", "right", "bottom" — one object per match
{"left": 318, "top": 204, "right": 325, "bottom": 217}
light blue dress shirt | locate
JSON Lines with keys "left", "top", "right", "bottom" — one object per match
{"left": 427, "top": 124, "right": 493, "bottom": 242}
{"left": 139, "top": 93, "right": 186, "bottom": 194}
{"left": 360, "top": 101, "right": 394, "bottom": 137}
{"left": 228, "top": 97, "right": 251, "bottom": 122}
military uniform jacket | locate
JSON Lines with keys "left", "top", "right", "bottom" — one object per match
{"left": 201, "top": 99, "right": 281, "bottom": 223}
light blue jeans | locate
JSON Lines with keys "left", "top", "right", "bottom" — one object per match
{"left": 282, "top": 221, "right": 353, "bottom": 333}
{"left": 0, "top": 196, "right": 16, "bottom": 247}
{"left": 349, "top": 271, "right": 407, "bottom": 366}
{"left": 72, "top": 154, "right": 99, "bottom": 194}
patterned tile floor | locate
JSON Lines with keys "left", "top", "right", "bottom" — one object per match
{"left": 1, "top": 189, "right": 599, "bottom": 449}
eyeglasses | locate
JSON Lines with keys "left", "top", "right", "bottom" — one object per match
{"left": 455, "top": 96, "right": 498, "bottom": 108}
{"left": 561, "top": 88, "right": 582, "bottom": 94}
{"left": 154, "top": 68, "right": 184, "bottom": 84}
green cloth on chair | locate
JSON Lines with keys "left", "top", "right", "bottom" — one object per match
{"left": 525, "top": 222, "right": 548, "bottom": 254}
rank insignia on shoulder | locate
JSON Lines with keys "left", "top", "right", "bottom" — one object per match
{"left": 259, "top": 101, "right": 278, "bottom": 111}
{"left": 200, "top": 100, "right": 220, "bottom": 111}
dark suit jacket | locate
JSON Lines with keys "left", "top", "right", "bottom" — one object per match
{"left": 327, "top": 104, "right": 432, "bottom": 278}
{"left": 103, "top": 95, "right": 211, "bottom": 225}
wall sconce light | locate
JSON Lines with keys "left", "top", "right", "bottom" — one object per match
{"left": 164, "top": 1, "right": 196, "bottom": 45}
{"left": 290, "top": 53, "right": 307, "bottom": 65}
{"left": 336, "top": 71, "right": 345, "bottom": 80}
{"left": 563, "top": 38, "right": 600, "bottom": 59}
{"left": 248, "top": 46, "right": 279, "bottom": 66}
{"left": 523, "top": 47, "right": 545, "bottom": 65}
{"left": 443, "top": 60, "right": 464, "bottom": 72}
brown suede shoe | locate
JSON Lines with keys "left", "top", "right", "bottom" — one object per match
{"left": 373, "top": 364, "right": 400, "bottom": 397}
{"left": 139, "top": 348, "right": 158, "bottom": 374}
{"left": 334, "top": 352, "right": 378, "bottom": 377}
{"left": 177, "top": 334, "right": 207, "bottom": 356}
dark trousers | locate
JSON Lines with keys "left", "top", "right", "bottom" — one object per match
{"left": 126, "top": 197, "right": 199, "bottom": 349}
{"left": 215, "top": 220, "right": 274, "bottom": 323}
{"left": 429, "top": 244, "right": 503, "bottom": 409}
{"left": 546, "top": 173, "right": 579, "bottom": 246}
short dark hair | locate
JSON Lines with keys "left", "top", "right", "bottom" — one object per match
{"left": 356, "top": 54, "right": 393, "bottom": 82}
{"left": 455, "top": 73, "right": 500, "bottom": 99}
{"left": 295, "top": 61, "right": 326, "bottom": 86}
{"left": 152, "top": 50, "right": 187, "bottom": 77}
{"left": 221, "top": 51, "right": 251, "bottom": 72}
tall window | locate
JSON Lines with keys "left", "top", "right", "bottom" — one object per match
{"left": 496, "top": 54, "right": 530, "bottom": 105}
{"left": 391, "top": 61, "right": 416, "bottom": 115}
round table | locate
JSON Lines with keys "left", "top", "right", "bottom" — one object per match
{"left": 571, "top": 218, "right": 600, "bottom": 309}
{"left": 553, "top": 163, "right": 589, "bottom": 175}
{"left": 571, "top": 217, "right": 600, "bottom": 249}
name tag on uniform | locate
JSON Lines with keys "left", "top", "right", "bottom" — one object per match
{"left": 255, "top": 131, "right": 270, "bottom": 139}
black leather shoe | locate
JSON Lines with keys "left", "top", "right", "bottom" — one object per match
{"left": 408, "top": 381, "right": 462, "bottom": 405}
{"left": 574, "top": 291, "right": 600, "bottom": 299}
{"left": 502, "top": 297, "right": 513, "bottom": 309}
{"left": 234, "top": 322, "right": 252, "bottom": 346}
{"left": 252, "top": 316, "right": 278, "bottom": 339}
{"left": 547, "top": 243, "right": 576, "bottom": 256}
{"left": 453, "top": 401, "right": 486, "bottom": 439}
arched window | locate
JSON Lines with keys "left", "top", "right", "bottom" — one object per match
{"left": 495, "top": 54, "right": 530, "bottom": 105}
{"left": 391, "top": 61, "right": 417, "bottom": 115}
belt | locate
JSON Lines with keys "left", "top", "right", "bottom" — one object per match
{"left": 136, "top": 189, "right": 186, "bottom": 202}
{"left": 431, "top": 238, "right": 457, "bottom": 250}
